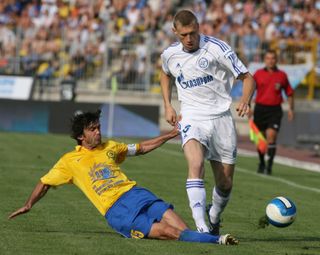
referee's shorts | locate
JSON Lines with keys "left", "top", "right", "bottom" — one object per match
{"left": 253, "top": 103, "right": 283, "bottom": 132}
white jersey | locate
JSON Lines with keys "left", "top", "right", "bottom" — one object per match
{"left": 161, "top": 34, "right": 248, "bottom": 120}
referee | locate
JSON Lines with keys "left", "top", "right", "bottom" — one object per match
{"left": 252, "top": 50, "right": 294, "bottom": 175}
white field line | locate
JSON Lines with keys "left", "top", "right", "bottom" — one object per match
{"left": 158, "top": 148, "right": 320, "bottom": 194}
{"left": 238, "top": 148, "right": 320, "bottom": 173}
{"left": 168, "top": 140, "right": 320, "bottom": 173}
{"left": 236, "top": 167, "right": 320, "bottom": 194}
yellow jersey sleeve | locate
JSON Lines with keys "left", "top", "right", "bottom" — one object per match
{"left": 115, "top": 143, "right": 139, "bottom": 164}
{"left": 41, "top": 158, "right": 72, "bottom": 186}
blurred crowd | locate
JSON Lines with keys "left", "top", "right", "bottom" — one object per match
{"left": 0, "top": 0, "right": 319, "bottom": 90}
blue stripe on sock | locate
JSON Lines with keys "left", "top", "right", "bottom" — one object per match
{"left": 186, "top": 186, "right": 204, "bottom": 189}
{"left": 186, "top": 181, "right": 204, "bottom": 184}
{"left": 186, "top": 180, "right": 205, "bottom": 189}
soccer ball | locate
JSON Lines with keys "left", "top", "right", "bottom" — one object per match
{"left": 266, "top": 196, "right": 297, "bottom": 227}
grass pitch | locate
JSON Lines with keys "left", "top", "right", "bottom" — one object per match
{"left": 1, "top": 132, "right": 320, "bottom": 255}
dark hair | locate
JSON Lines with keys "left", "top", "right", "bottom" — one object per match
{"left": 264, "top": 49, "right": 278, "bottom": 58}
{"left": 71, "top": 109, "right": 101, "bottom": 144}
{"left": 173, "top": 10, "right": 198, "bottom": 29}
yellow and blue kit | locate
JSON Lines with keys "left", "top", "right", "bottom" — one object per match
{"left": 105, "top": 186, "right": 173, "bottom": 238}
{"left": 40, "top": 140, "right": 172, "bottom": 238}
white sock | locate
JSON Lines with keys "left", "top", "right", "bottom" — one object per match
{"left": 186, "top": 179, "right": 209, "bottom": 233}
{"left": 209, "top": 187, "right": 230, "bottom": 224}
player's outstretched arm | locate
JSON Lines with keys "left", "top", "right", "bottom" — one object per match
{"left": 137, "top": 126, "right": 180, "bottom": 155}
{"left": 236, "top": 72, "right": 255, "bottom": 117}
{"left": 8, "top": 181, "right": 51, "bottom": 219}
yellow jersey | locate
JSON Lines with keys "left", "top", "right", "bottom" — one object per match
{"left": 40, "top": 140, "right": 139, "bottom": 215}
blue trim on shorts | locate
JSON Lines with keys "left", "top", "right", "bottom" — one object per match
{"left": 105, "top": 186, "right": 173, "bottom": 239}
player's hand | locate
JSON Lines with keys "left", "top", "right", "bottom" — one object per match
{"left": 247, "top": 107, "right": 253, "bottom": 119}
{"left": 170, "top": 118, "right": 181, "bottom": 137}
{"left": 165, "top": 105, "right": 177, "bottom": 126}
{"left": 288, "top": 109, "right": 294, "bottom": 121}
{"left": 8, "top": 206, "right": 30, "bottom": 219}
{"left": 236, "top": 102, "right": 250, "bottom": 117}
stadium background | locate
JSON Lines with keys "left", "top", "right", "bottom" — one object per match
{"left": 0, "top": 0, "right": 320, "bottom": 151}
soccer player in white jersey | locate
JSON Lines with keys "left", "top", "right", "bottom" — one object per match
{"left": 160, "top": 10, "right": 255, "bottom": 234}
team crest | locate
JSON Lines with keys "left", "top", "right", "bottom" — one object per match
{"left": 107, "top": 150, "right": 115, "bottom": 159}
{"left": 275, "top": 83, "right": 281, "bottom": 90}
{"left": 198, "top": 57, "right": 209, "bottom": 69}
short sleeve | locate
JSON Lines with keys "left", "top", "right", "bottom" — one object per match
{"left": 161, "top": 52, "right": 170, "bottom": 75}
{"left": 207, "top": 37, "right": 248, "bottom": 78}
{"left": 40, "top": 158, "right": 72, "bottom": 186}
{"left": 283, "top": 73, "right": 294, "bottom": 96}
{"left": 220, "top": 49, "right": 248, "bottom": 78}
{"left": 114, "top": 143, "right": 128, "bottom": 164}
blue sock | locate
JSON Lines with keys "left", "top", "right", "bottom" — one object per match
{"left": 178, "top": 229, "right": 220, "bottom": 244}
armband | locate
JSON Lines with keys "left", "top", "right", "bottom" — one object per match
{"left": 127, "top": 144, "right": 139, "bottom": 156}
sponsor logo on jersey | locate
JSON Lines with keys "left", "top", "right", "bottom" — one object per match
{"left": 198, "top": 57, "right": 209, "bottom": 69}
{"left": 177, "top": 71, "right": 214, "bottom": 89}
{"left": 89, "top": 163, "right": 125, "bottom": 195}
{"left": 89, "top": 163, "right": 116, "bottom": 183}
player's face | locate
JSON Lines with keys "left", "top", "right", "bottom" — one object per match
{"left": 173, "top": 22, "right": 200, "bottom": 52}
{"left": 80, "top": 122, "right": 102, "bottom": 149}
{"left": 264, "top": 52, "right": 277, "bottom": 70}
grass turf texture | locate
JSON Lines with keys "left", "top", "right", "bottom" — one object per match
{"left": 1, "top": 132, "right": 320, "bottom": 255}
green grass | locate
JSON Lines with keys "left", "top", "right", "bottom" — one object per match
{"left": 1, "top": 132, "right": 320, "bottom": 255}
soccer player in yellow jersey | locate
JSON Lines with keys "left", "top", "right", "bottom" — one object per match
{"left": 8, "top": 110, "right": 238, "bottom": 245}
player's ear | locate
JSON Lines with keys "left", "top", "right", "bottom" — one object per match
{"left": 77, "top": 134, "right": 84, "bottom": 142}
{"left": 172, "top": 26, "right": 177, "bottom": 35}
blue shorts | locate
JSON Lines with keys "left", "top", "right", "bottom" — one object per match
{"left": 105, "top": 186, "right": 173, "bottom": 239}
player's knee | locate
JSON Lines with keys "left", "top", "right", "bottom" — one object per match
{"left": 217, "top": 180, "right": 233, "bottom": 194}
{"left": 188, "top": 161, "right": 204, "bottom": 176}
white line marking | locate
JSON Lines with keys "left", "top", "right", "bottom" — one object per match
{"left": 159, "top": 148, "right": 320, "bottom": 194}
{"left": 238, "top": 148, "right": 320, "bottom": 173}
{"left": 236, "top": 167, "right": 320, "bottom": 194}
{"left": 168, "top": 140, "right": 320, "bottom": 173}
